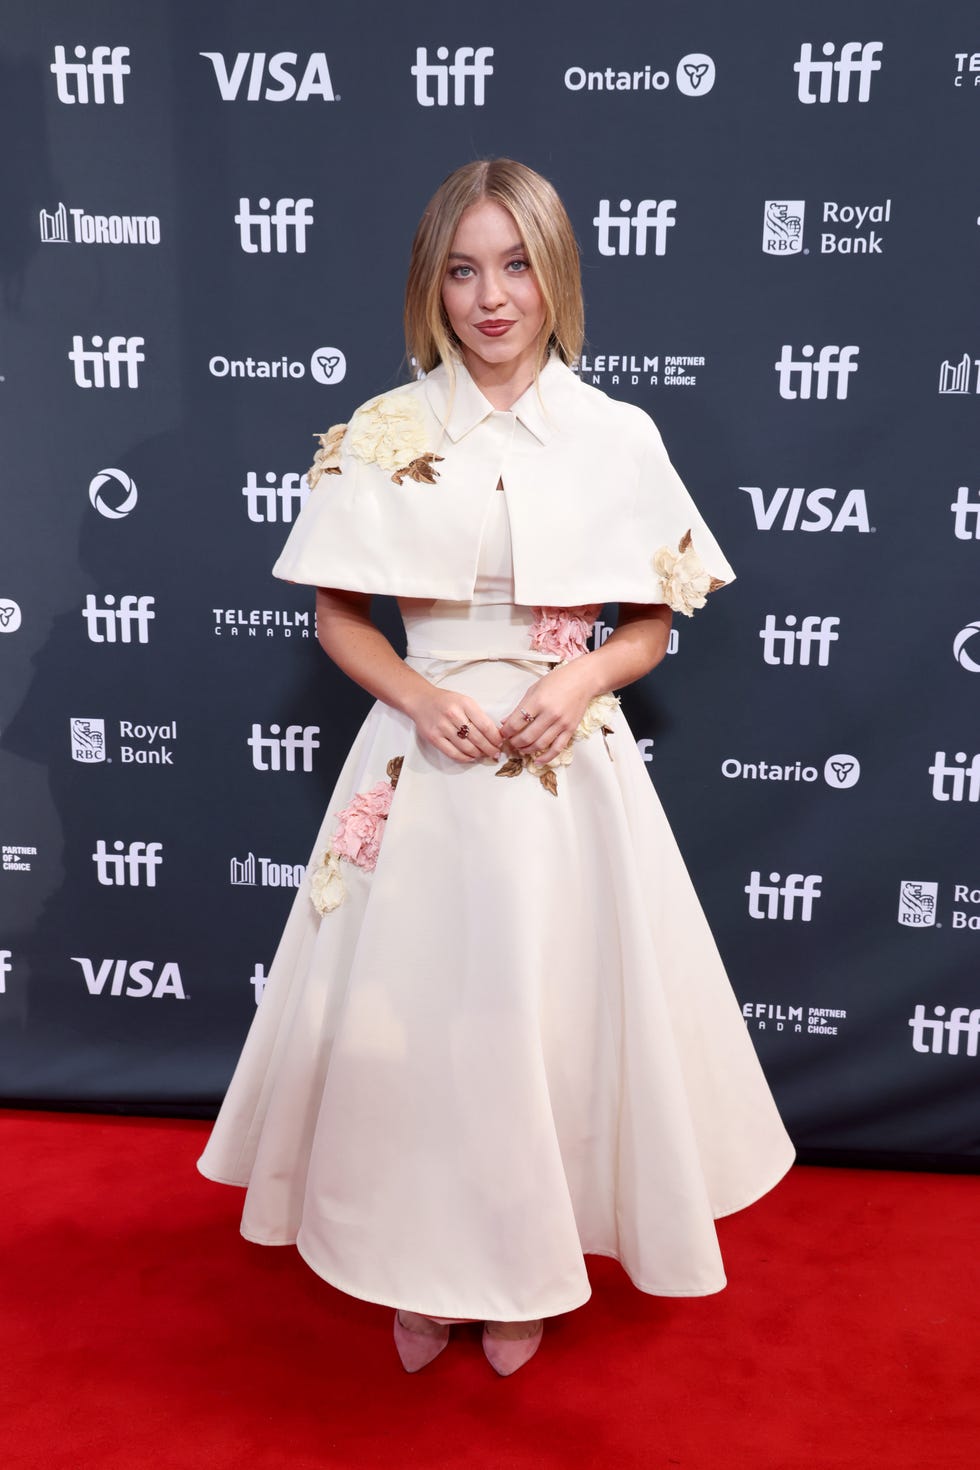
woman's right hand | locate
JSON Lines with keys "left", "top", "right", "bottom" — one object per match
{"left": 406, "top": 684, "right": 504, "bottom": 765}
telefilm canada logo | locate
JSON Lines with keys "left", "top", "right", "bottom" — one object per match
{"left": 70, "top": 718, "right": 177, "bottom": 765}
{"left": 952, "top": 52, "right": 979, "bottom": 87}
{"left": 50, "top": 45, "right": 130, "bottom": 104}
{"left": 574, "top": 352, "right": 705, "bottom": 388}
{"left": 762, "top": 199, "right": 891, "bottom": 256}
{"left": 208, "top": 346, "right": 346, "bottom": 383}
{"left": 563, "top": 52, "right": 715, "bottom": 96}
{"left": 199, "top": 52, "right": 337, "bottom": 102}
{"left": 412, "top": 47, "right": 493, "bottom": 106}
{"left": 742, "top": 1002, "right": 847, "bottom": 1037}
{"left": 213, "top": 607, "right": 312, "bottom": 639}
{"left": 794, "top": 41, "right": 883, "bottom": 104}
{"left": 40, "top": 203, "right": 160, "bottom": 246}
{"left": 0, "top": 599, "right": 22, "bottom": 633}
{"left": 774, "top": 345, "right": 859, "bottom": 400}
{"left": 230, "top": 853, "right": 305, "bottom": 888}
{"left": 740, "top": 485, "right": 871, "bottom": 533}
{"left": 242, "top": 472, "right": 309, "bottom": 523}
{"left": 72, "top": 957, "right": 186, "bottom": 1000}
{"left": 938, "top": 354, "right": 980, "bottom": 394}
{"left": 89, "top": 469, "right": 138, "bottom": 519}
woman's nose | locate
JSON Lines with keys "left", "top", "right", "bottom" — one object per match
{"left": 479, "top": 272, "right": 507, "bottom": 310}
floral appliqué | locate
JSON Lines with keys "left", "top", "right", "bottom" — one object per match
{"left": 528, "top": 605, "right": 601, "bottom": 661}
{"left": 348, "top": 394, "right": 444, "bottom": 486}
{"left": 307, "top": 424, "right": 348, "bottom": 490}
{"left": 309, "top": 756, "right": 403, "bottom": 915}
{"left": 496, "top": 692, "right": 620, "bottom": 797}
{"left": 652, "top": 530, "right": 726, "bottom": 617}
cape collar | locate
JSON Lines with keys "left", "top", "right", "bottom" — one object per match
{"left": 422, "top": 355, "right": 579, "bottom": 447}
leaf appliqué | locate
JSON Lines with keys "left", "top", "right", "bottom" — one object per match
{"left": 391, "top": 453, "right": 445, "bottom": 486}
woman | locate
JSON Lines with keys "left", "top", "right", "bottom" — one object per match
{"left": 198, "top": 159, "right": 795, "bottom": 1376}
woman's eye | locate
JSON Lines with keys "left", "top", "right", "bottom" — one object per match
{"left": 449, "top": 265, "right": 473, "bottom": 279}
{"left": 506, "top": 259, "right": 530, "bottom": 272}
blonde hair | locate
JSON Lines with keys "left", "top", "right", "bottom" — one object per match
{"left": 404, "top": 159, "right": 584, "bottom": 375}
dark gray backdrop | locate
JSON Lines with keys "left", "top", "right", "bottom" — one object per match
{"left": 1, "top": 0, "right": 977, "bottom": 1163}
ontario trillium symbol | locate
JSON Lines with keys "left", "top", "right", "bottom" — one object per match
{"left": 829, "top": 761, "right": 854, "bottom": 784}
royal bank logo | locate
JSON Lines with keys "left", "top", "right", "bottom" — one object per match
{"left": 938, "top": 354, "right": 980, "bottom": 394}
{"left": 412, "top": 46, "right": 493, "bottom": 106}
{"left": 70, "top": 718, "right": 106, "bottom": 762}
{"left": 953, "top": 52, "right": 980, "bottom": 88}
{"left": 69, "top": 335, "right": 144, "bottom": 389}
{"left": 213, "top": 608, "right": 311, "bottom": 639}
{"left": 91, "top": 840, "right": 163, "bottom": 886}
{"left": 898, "top": 881, "right": 938, "bottom": 927}
{"left": 236, "top": 197, "right": 314, "bottom": 253}
{"left": 929, "top": 751, "right": 980, "bottom": 803}
{"left": 564, "top": 53, "right": 715, "bottom": 96}
{"left": 951, "top": 487, "right": 980, "bottom": 540}
{"left": 89, "top": 469, "right": 138, "bottom": 519}
{"left": 759, "top": 615, "right": 840, "bottom": 666}
{"left": 247, "top": 724, "right": 320, "bottom": 772}
{"left": 574, "top": 352, "right": 704, "bottom": 388}
{"left": 763, "top": 201, "right": 805, "bottom": 254}
{"left": 230, "top": 853, "right": 305, "bottom": 887}
{"left": 740, "top": 485, "right": 871, "bottom": 533}
{"left": 208, "top": 345, "right": 345, "bottom": 384}
{"left": 50, "top": 45, "right": 130, "bottom": 104}
{"left": 200, "top": 52, "right": 337, "bottom": 102}
{"left": 745, "top": 871, "right": 822, "bottom": 922}
{"left": 775, "top": 344, "right": 859, "bottom": 400}
{"left": 72, "top": 957, "right": 186, "bottom": 999}
{"left": 82, "top": 594, "right": 155, "bottom": 643}
{"left": 953, "top": 622, "right": 980, "bottom": 673}
{"left": 794, "top": 41, "right": 883, "bottom": 104}
{"left": 593, "top": 200, "right": 676, "bottom": 257}
{"left": 0, "top": 599, "right": 22, "bottom": 633}
{"left": 242, "top": 471, "right": 309, "bottom": 523}
{"left": 909, "top": 1005, "right": 980, "bottom": 1056}
{"left": 40, "top": 203, "right": 160, "bottom": 245}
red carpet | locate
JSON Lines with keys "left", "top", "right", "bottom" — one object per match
{"left": 1, "top": 1111, "right": 975, "bottom": 1470}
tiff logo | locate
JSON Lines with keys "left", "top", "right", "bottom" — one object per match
{"left": 247, "top": 723, "right": 320, "bottom": 772}
{"left": 951, "top": 486, "right": 980, "bottom": 540}
{"left": 82, "top": 594, "right": 155, "bottom": 644}
{"left": 760, "top": 614, "right": 840, "bottom": 666}
{"left": 929, "top": 751, "right": 980, "bottom": 803}
{"left": 794, "top": 42, "right": 883, "bottom": 104}
{"left": 92, "top": 839, "right": 163, "bottom": 887}
{"left": 243, "top": 471, "right": 309, "bottom": 522}
{"left": 746, "top": 871, "right": 822, "bottom": 922}
{"left": 235, "top": 197, "right": 313, "bottom": 253}
{"left": 412, "top": 46, "right": 493, "bottom": 105}
{"left": 0, "top": 949, "right": 10, "bottom": 994}
{"left": 909, "top": 1005, "right": 980, "bottom": 1057}
{"left": 594, "top": 199, "right": 676, "bottom": 257}
{"left": 50, "top": 44, "right": 130, "bottom": 104}
{"left": 251, "top": 962, "right": 268, "bottom": 1005}
{"left": 938, "top": 354, "right": 980, "bottom": 394}
{"left": 775, "top": 344, "right": 859, "bottom": 400}
{"left": 69, "top": 335, "right": 144, "bottom": 388}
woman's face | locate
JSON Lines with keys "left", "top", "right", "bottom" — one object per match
{"left": 441, "top": 199, "right": 546, "bottom": 383}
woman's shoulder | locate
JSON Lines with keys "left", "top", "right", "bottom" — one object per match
{"left": 555, "top": 367, "right": 661, "bottom": 449}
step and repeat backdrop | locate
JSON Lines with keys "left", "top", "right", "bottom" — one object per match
{"left": 1, "top": 1, "right": 977, "bottom": 1162}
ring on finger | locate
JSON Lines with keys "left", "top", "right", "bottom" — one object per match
{"left": 520, "top": 707, "right": 534, "bottom": 724}
{"left": 456, "top": 723, "right": 469, "bottom": 740}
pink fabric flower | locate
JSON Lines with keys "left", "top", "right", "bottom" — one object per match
{"left": 528, "top": 605, "right": 600, "bottom": 661}
{"left": 331, "top": 780, "right": 394, "bottom": 872}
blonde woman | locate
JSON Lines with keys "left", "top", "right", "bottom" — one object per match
{"left": 199, "top": 159, "right": 794, "bottom": 1376}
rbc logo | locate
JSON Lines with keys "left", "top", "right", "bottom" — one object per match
{"left": 774, "top": 344, "right": 859, "bottom": 400}
{"left": 69, "top": 335, "right": 144, "bottom": 388}
{"left": 794, "top": 42, "right": 883, "bottom": 104}
{"left": 242, "top": 472, "right": 309, "bottom": 522}
{"left": 248, "top": 723, "right": 320, "bottom": 772}
{"left": 929, "top": 752, "right": 980, "bottom": 803}
{"left": 746, "top": 871, "right": 822, "bottom": 922}
{"left": 82, "top": 594, "right": 155, "bottom": 644}
{"left": 594, "top": 200, "right": 676, "bottom": 257}
{"left": 412, "top": 46, "right": 494, "bottom": 105}
{"left": 759, "top": 615, "right": 840, "bottom": 666}
{"left": 50, "top": 45, "right": 130, "bottom": 104}
{"left": 763, "top": 201, "right": 805, "bottom": 254}
{"left": 236, "top": 198, "right": 314, "bottom": 253}
{"left": 92, "top": 840, "right": 163, "bottom": 887}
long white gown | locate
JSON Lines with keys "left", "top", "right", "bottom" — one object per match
{"left": 198, "top": 481, "right": 795, "bottom": 1321}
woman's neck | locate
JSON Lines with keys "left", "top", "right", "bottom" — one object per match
{"left": 457, "top": 346, "right": 544, "bottom": 410}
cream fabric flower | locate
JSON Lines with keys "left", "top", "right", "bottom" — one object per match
{"left": 309, "top": 850, "right": 347, "bottom": 914}
{"left": 307, "top": 424, "right": 348, "bottom": 489}
{"left": 348, "top": 394, "right": 429, "bottom": 473}
{"left": 526, "top": 742, "right": 576, "bottom": 778}
{"left": 575, "top": 692, "right": 620, "bottom": 741}
{"left": 652, "top": 531, "right": 726, "bottom": 617}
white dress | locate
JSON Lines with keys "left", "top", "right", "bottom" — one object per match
{"left": 198, "top": 478, "right": 795, "bottom": 1321}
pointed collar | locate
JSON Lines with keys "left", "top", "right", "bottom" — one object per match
{"left": 422, "top": 355, "right": 578, "bottom": 446}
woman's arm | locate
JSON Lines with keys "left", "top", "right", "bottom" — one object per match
{"left": 498, "top": 603, "right": 672, "bottom": 764}
{"left": 315, "top": 588, "right": 503, "bottom": 764}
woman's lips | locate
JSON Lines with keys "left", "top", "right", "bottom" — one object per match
{"left": 474, "top": 320, "right": 516, "bottom": 337}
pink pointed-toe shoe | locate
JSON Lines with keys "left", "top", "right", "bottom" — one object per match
{"left": 393, "top": 1311, "right": 451, "bottom": 1372}
{"left": 482, "top": 1319, "right": 544, "bottom": 1376}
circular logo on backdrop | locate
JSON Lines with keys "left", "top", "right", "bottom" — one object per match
{"left": 675, "top": 53, "right": 716, "bottom": 96}
{"left": 309, "top": 346, "right": 347, "bottom": 385}
{"left": 823, "top": 754, "right": 861, "bottom": 789}
{"left": 0, "top": 598, "right": 22, "bottom": 633}
{"left": 89, "top": 468, "right": 138, "bottom": 520}
{"left": 953, "top": 621, "right": 980, "bottom": 673}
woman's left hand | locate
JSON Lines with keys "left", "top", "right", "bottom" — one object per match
{"left": 498, "top": 661, "right": 597, "bottom": 766}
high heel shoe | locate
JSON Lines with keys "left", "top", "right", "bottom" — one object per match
{"left": 393, "top": 1311, "right": 451, "bottom": 1372}
{"left": 482, "top": 1319, "right": 544, "bottom": 1376}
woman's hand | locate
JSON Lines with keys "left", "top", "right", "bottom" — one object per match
{"left": 498, "top": 661, "right": 596, "bottom": 767}
{"left": 406, "top": 684, "right": 504, "bottom": 765}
